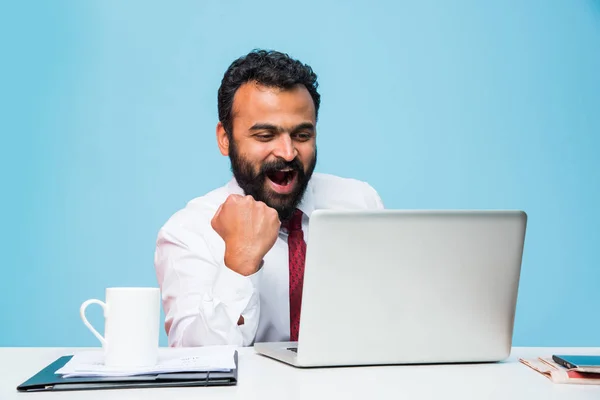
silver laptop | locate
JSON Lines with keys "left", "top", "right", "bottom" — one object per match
{"left": 254, "top": 209, "right": 527, "bottom": 367}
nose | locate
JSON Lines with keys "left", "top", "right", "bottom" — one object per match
{"left": 272, "top": 135, "right": 296, "bottom": 162}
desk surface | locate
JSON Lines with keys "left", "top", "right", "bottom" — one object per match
{"left": 2, "top": 347, "right": 600, "bottom": 399}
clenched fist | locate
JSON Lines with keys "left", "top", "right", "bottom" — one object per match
{"left": 211, "top": 194, "right": 281, "bottom": 276}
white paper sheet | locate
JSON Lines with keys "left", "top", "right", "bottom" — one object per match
{"left": 55, "top": 346, "right": 237, "bottom": 378}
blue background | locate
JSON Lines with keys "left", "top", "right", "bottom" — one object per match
{"left": 2, "top": 0, "right": 599, "bottom": 348}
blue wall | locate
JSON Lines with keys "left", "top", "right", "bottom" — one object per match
{"left": 2, "top": 0, "right": 599, "bottom": 347}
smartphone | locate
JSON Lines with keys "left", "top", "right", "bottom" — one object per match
{"left": 552, "top": 355, "right": 600, "bottom": 370}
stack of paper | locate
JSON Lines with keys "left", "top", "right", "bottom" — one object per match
{"left": 55, "top": 346, "right": 238, "bottom": 378}
{"left": 520, "top": 357, "right": 600, "bottom": 385}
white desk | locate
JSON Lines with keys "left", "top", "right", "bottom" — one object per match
{"left": 2, "top": 347, "right": 599, "bottom": 399}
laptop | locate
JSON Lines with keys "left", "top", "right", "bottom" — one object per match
{"left": 254, "top": 209, "right": 527, "bottom": 367}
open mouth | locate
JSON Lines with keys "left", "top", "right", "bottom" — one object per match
{"left": 266, "top": 168, "right": 298, "bottom": 194}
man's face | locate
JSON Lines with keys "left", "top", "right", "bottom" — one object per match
{"left": 221, "top": 82, "right": 317, "bottom": 222}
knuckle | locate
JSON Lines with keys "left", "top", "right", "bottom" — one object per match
{"left": 268, "top": 207, "right": 279, "bottom": 218}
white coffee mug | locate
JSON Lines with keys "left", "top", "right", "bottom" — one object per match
{"left": 80, "top": 287, "right": 160, "bottom": 368}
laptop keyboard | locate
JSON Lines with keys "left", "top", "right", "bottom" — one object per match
{"left": 286, "top": 347, "right": 298, "bottom": 353}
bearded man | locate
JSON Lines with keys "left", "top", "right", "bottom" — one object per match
{"left": 154, "top": 49, "right": 384, "bottom": 347}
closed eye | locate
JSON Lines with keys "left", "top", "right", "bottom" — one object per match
{"left": 293, "top": 132, "right": 313, "bottom": 142}
{"left": 255, "top": 133, "right": 275, "bottom": 141}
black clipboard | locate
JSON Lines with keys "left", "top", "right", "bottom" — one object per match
{"left": 17, "top": 351, "right": 238, "bottom": 392}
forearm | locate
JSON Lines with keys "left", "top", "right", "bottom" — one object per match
{"left": 175, "top": 294, "right": 260, "bottom": 347}
{"left": 165, "top": 263, "right": 262, "bottom": 347}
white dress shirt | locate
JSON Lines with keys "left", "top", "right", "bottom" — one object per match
{"left": 154, "top": 172, "right": 384, "bottom": 347}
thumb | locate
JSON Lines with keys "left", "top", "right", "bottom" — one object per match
{"left": 214, "top": 203, "right": 224, "bottom": 219}
{"left": 211, "top": 203, "right": 224, "bottom": 230}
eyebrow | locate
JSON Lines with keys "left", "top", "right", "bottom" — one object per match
{"left": 249, "top": 122, "right": 315, "bottom": 133}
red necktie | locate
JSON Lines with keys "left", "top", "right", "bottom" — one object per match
{"left": 285, "top": 209, "right": 306, "bottom": 342}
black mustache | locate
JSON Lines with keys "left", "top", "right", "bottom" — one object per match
{"left": 260, "top": 158, "right": 303, "bottom": 175}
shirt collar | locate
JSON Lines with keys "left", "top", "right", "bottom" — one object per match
{"left": 226, "top": 177, "right": 316, "bottom": 218}
{"left": 225, "top": 178, "right": 245, "bottom": 196}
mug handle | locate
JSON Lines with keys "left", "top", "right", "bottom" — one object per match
{"left": 80, "top": 299, "right": 108, "bottom": 346}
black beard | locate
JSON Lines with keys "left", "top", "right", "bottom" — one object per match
{"left": 228, "top": 141, "right": 317, "bottom": 222}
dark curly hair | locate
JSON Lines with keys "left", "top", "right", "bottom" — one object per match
{"left": 218, "top": 49, "right": 321, "bottom": 139}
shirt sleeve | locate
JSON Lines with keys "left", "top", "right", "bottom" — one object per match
{"left": 154, "top": 223, "right": 261, "bottom": 347}
{"left": 363, "top": 182, "right": 385, "bottom": 209}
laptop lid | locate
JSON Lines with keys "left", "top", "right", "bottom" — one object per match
{"left": 295, "top": 210, "right": 527, "bottom": 367}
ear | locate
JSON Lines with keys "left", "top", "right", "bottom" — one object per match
{"left": 216, "top": 122, "right": 230, "bottom": 156}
